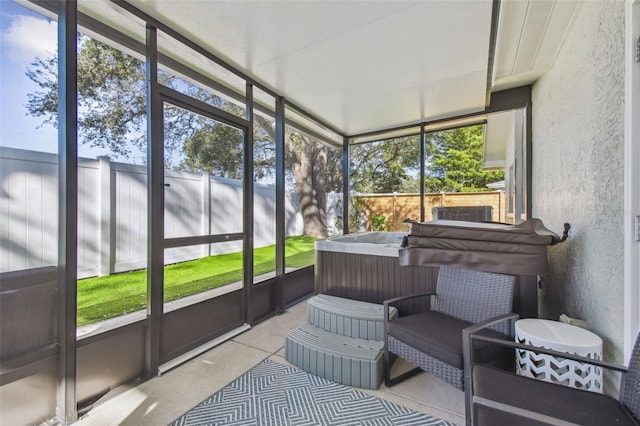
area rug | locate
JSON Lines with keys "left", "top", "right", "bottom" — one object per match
{"left": 169, "top": 359, "right": 456, "bottom": 426}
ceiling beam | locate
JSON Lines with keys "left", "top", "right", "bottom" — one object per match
{"left": 485, "top": 0, "right": 502, "bottom": 107}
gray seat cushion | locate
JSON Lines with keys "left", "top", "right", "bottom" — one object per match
{"left": 388, "top": 311, "right": 505, "bottom": 369}
{"left": 473, "top": 364, "right": 638, "bottom": 426}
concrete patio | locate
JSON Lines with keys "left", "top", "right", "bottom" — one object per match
{"left": 74, "top": 298, "right": 464, "bottom": 425}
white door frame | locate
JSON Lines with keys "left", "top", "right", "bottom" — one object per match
{"left": 624, "top": 0, "right": 640, "bottom": 360}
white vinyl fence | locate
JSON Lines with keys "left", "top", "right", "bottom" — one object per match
{"left": 0, "top": 147, "right": 326, "bottom": 279}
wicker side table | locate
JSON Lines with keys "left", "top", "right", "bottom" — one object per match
{"left": 515, "top": 318, "right": 603, "bottom": 393}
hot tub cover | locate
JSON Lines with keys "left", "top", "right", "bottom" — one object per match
{"left": 399, "top": 218, "right": 564, "bottom": 275}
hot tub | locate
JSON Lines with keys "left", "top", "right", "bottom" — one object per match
{"left": 314, "top": 229, "right": 539, "bottom": 317}
{"left": 314, "top": 232, "right": 436, "bottom": 314}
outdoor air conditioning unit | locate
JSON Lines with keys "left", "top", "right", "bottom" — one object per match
{"left": 432, "top": 206, "right": 493, "bottom": 222}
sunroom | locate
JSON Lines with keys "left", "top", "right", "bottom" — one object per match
{"left": 1, "top": 0, "right": 638, "bottom": 424}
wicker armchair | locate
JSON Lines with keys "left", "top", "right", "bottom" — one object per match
{"left": 463, "top": 317, "right": 640, "bottom": 425}
{"left": 383, "top": 265, "right": 516, "bottom": 390}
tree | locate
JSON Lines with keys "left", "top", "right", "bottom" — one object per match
{"left": 181, "top": 122, "right": 244, "bottom": 179}
{"left": 26, "top": 36, "right": 225, "bottom": 163}
{"left": 27, "top": 37, "right": 148, "bottom": 157}
{"left": 424, "top": 125, "right": 503, "bottom": 192}
{"left": 350, "top": 137, "right": 420, "bottom": 193}
{"left": 26, "top": 36, "right": 337, "bottom": 237}
{"left": 286, "top": 131, "right": 328, "bottom": 236}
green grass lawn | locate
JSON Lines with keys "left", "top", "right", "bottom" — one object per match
{"left": 77, "top": 236, "right": 315, "bottom": 326}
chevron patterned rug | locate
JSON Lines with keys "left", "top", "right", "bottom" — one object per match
{"left": 169, "top": 359, "right": 455, "bottom": 426}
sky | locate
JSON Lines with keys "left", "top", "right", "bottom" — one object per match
{"left": 1, "top": 0, "right": 58, "bottom": 153}
{"left": 0, "top": 0, "right": 129, "bottom": 160}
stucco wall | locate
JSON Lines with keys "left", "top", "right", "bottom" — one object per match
{"left": 531, "top": 0, "right": 625, "bottom": 367}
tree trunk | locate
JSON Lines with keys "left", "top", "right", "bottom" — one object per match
{"left": 257, "top": 117, "right": 329, "bottom": 238}
{"left": 286, "top": 134, "right": 328, "bottom": 238}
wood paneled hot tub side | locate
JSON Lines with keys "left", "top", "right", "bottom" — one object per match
{"left": 314, "top": 231, "right": 539, "bottom": 318}
{"left": 314, "top": 232, "right": 438, "bottom": 316}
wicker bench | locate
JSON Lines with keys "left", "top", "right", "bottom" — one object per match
{"left": 285, "top": 295, "right": 397, "bottom": 389}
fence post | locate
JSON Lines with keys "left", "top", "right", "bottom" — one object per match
{"left": 393, "top": 192, "right": 398, "bottom": 229}
{"left": 203, "top": 172, "right": 211, "bottom": 257}
{"left": 98, "top": 156, "right": 114, "bottom": 276}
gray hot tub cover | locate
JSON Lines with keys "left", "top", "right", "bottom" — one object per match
{"left": 398, "top": 218, "right": 564, "bottom": 275}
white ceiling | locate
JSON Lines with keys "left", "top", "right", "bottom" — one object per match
{"left": 77, "top": 0, "right": 582, "bottom": 138}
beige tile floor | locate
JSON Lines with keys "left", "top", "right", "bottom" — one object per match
{"left": 75, "top": 299, "right": 464, "bottom": 426}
